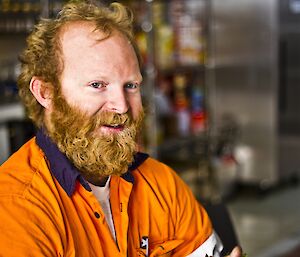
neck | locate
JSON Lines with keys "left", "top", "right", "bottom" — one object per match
{"left": 87, "top": 176, "right": 109, "bottom": 187}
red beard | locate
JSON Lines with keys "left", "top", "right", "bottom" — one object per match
{"left": 46, "top": 93, "right": 144, "bottom": 184}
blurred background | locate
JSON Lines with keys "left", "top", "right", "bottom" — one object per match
{"left": 1, "top": 0, "right": 300, "bottom": 256}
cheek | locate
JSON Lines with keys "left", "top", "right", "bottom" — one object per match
{"left": 62, "top": 91, "right": 106, "bottom": 116}
{"left": 129, "top": 97, "right": 143, "bottom": 119}
{"left": 60, "top": 77, "right": 106, "bottom": 115}
{"left": 80, "top": 100, "right": 107, "bottom": 116}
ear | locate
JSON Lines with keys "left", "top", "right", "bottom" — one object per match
{"left": 29, "top": 77, "right": 52, "bottom": 110}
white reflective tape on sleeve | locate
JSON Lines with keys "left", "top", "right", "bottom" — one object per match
{"left": 186, "top": 231, "right": 223, "bottom": 257}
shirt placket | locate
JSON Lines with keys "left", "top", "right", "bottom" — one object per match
{"left": 78, "top": 184, "right": 122, "bottom": 256}
{"left": 110, "top": 175, "right": 133, "bottom": 256}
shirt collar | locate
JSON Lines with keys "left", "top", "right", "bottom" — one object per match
{"left": 36, "top": 129, "right": 149, "bottom": 197}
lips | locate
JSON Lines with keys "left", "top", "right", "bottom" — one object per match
{"left": 104, "top": 124, "right": 123, "bottom": 128}
{"left": 100, "top": 123, "right": 125, "bottom": 133}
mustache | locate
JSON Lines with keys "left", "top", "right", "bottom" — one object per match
{"left": 93, "top": 111, "right": 131, "bottom": 126}
{"left": 52, "top": 93, "right": 133, "bottom": 128}
{"left": 86, "top": 111, "right": 133, "bottom": 134}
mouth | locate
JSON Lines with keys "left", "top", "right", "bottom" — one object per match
{"left": 104, "top": 122, "right": 125, "bottom": 128}
{"left": 100, "top": 123, "right": 125, "bottom": 133}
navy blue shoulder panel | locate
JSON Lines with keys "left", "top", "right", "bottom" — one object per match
{"left": 122, "top": 152, "right": 149, "bottom": 183}
{"left": 128, "top": 152, "right": 149, "bottom": 172}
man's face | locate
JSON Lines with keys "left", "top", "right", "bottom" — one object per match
{"left": 45, "top": 22, "right": 144, "bottom": 184}
{"left": 58, "top": 21, "right": 143, "bottom": 131}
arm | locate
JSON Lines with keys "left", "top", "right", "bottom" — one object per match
{"left": 0, "top": 195, "right": 65, "bottom": 257}
{"left": 167, "top": 169, "right": 222, "bottom": 256}
{"left": 168, "top": 169, "right": 243, "bottom": 257}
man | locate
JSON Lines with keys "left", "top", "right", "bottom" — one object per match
{"left": 0, "top": 1, "right": 242, "bottom": 256}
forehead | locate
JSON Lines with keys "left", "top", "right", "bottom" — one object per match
{"left": 60, "top": 22, "right": 140, "bottom": 79}
{"left": 60, "top": 21, "right": 134, "bottom": 53}
{"left": 58, "top": 21, "right": 139, "bottom": 71}
{"left": 59, "top": 21, "right": 107, "bottom": 48}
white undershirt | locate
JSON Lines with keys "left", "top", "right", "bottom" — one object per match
{"left": 88, "top": 176, "right": 116, "bottom": 242}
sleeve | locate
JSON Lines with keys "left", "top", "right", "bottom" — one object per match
{"left": 186, "top": 231, "right": 223, "bottom": 257}
{"left": 0, "top": 195, "right": 65, "bottom": 257}
{"left": 169, "top": 170, "right": 224, "bottom": 257}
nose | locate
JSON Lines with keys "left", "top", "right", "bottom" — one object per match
{"left": 106, "top": 87, "right": 129, "bottom": 114}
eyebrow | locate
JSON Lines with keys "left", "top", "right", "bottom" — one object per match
{"left": 124, "top": 73, "right": 143, "bottom": 84}
{"left": 136, "top": 75, "right": 143, "bottom": 83}
{"left": 88, "top": 74, "right": 143, "bottom": 84}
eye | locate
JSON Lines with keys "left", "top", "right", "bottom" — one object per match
{"left": 89, "top": 81, "right": 107, "bottom": 89}
{"left": 124, "top": 83, "right": 139, "bottom": 91}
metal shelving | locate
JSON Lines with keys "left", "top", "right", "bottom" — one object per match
{"left": 125, "top": 0, "right": 210, "bottom": 160}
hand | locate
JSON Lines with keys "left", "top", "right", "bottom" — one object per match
{"left": 225, "top": 246, "right": 242, "bottom": 257}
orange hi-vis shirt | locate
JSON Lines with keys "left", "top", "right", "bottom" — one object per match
{"left": 0, "top": 130, "right": 219, "bottom": 257}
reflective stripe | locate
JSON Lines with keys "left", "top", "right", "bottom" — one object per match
{"left": 186, "top": 231, "right": 223, "bottom": 257}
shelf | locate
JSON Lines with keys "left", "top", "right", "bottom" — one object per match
{"left": 158, "top": 65, "right": 206, "bottom": 76}
{"left": 0, "top": 102, "right": 25, "bottom": 123}
{"left": 157, "top": 134, "right": 209, "bottom": 165}
{"left": 0, "top": 11, "right": 39, "bottom": 34}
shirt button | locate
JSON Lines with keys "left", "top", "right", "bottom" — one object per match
{"left": 94, "top": 212, "right": 101, "bottom": 219}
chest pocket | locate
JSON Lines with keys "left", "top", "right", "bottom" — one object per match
{"left": 149, "top": 239, "right": 184, "bottom": 257}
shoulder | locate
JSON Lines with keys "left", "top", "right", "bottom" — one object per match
{"left": 0, "top": 137, "right": 50, "bottom": 198}
{"left": 134, "top": 157, "right": 180, "bottom": 184}
{"left": 0, "top": 139, "right": 65, "bottom": 255}
{"left": 132, "top": 157, "right": 213, "bottom": 246}
{"left": 133, "top": 157, "right": 193, "bottom": 202}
